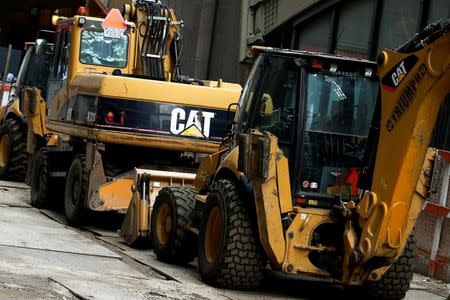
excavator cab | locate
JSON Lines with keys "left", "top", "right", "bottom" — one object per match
{"left": 233, "top": 50, "right": 378, "bottom": 206}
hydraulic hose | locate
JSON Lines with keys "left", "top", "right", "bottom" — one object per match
{"left": 134, "top": 0, "right": 183, "bottom": 80}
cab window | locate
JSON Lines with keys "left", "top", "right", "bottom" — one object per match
{"left": 47, "top": 24, "right": 72, "bottom": 104}
{"left": 79, "top": 30, "right": 128, "bottom": 68}
{"left": 234, "top": 56, "right": 264, "bottom": 132}
{"left": 51, "top": 25, "right": 71, "bottom": 80}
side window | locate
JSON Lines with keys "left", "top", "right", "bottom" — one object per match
{"left": 51, "top": 26, "right": 71, "bottom": 81}
{"left": 47, "top": 25, "right": 72, "bottom": 106}
{"left": 253, "top": 57, "right": 298, "bottom": 146}
{"left": 50, "top": 30, "right": 62, "bottom": 79}
{"left": 24, "top": 45, "right": 53, "bottom": 97}
{"left": 234, "top": 56, "right": 264, "bottom": 132}
{"left": 58, "top": 28, "right": 70, "bottom": 80}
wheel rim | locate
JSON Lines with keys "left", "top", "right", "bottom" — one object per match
{"left": 156, "top": 203, "right": 172, "bottom": 245}
{"left": 0, "top": 134, "right": 10, "bottom": 168}
{"left": 205, "top": 206, "right": 222, "bottom": 264}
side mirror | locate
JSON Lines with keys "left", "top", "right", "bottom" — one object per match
{"left": 35, "top": 39, "right": 46, "bottom": 56}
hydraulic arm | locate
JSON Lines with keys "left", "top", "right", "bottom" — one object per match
{"left": 347, "top": 19, "right": 450, "bottom": 280}
{"left": 123, "top": 0, "right": 182, "bottom": 80}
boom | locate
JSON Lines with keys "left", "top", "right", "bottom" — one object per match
{"left": 355, "top": 20, "right": 450, "bottom": 268}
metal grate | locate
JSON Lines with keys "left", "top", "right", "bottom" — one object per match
{"left": 264, "top": 0, "right": 278, "bottom": 33}
{"left": 440, "top": 219, "right": 450, "bottom": 258}
{"left": 415, "top": 211, "right": 437, "bottom": 252}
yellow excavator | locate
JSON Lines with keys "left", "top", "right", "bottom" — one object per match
{"left": 4, "top": 1, "right": 241, "bottom": 228}
{"left": 144, "top": 19, "right": 449, "bottom": 299}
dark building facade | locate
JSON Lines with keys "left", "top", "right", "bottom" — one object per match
{"left": 245, "top": 0, "right": 449, "bottom": 61}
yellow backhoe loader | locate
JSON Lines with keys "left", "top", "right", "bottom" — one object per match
{"left": 146, "top": 19, "right": 449, "bottom": 299}
{"left": 20, "top": 2, "right": 241, "bottom": 227}
{"left": 0, "top": 37, "right": 56, "bottom": 182}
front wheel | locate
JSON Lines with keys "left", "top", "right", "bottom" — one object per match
{"left": 64, "top": 155, "right": 89, "bottom": 226}
{"left": 151, "top": 186, "right": 197, "bottom": 264}
{"left": 198, "top": 179, "right": 265, "bottom": 289}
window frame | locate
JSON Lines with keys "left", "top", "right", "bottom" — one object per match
{"left": 245, "top": 53, "right": 303, "bottom": 187}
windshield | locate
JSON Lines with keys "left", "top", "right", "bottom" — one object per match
{"left": 79, "top": 30, "right": 128, "bottom": 68}
{"left": 305, "top": 73, "right": 378, "bottom": 137}
{"left": 298, "top": 71, "right": 378, "bottom": 200}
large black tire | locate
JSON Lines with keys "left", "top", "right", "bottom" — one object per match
{"left": 0, "top": 118, "right": 27, "bottom": 181}
{"left": 151, "top": 186, "right": 197, "bottom": 264}
{"left": 360, "top": 232, "right": 416, "bottom": 300}
{"left": 64, "top": 155, "right": 89, "bottom": 226}
{"left": 30, "top": 148, "right": 50, "bottom": 208}
{"left": 198, "top": 179, "right": 265, "bottom": 289}
{"left": 30, "top": 148, "right": 65, "bottom": 209}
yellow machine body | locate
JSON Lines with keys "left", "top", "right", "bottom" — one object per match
{"left": 46, "top": 13, "right": 240, "bottom": 152}
{"left": 190, "top": 23, "right": 450, "bottom": 285}
{"left": 47, "top": 69, "right": 241, "bottom": 153}
{"left": 45, "top": 14, "right": 240, "bottom": 217}
{"left": 33, "top": 4, "right": 241, "bottom": 238}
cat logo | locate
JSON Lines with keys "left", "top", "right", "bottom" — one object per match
{"left": 391, "top": 61, "right": 407, "bottom": 87}
{"left": 381, "top": 55, "right": 418, "bottom": 92}
{"left": 170, "top": 108, "right": 215, "bottom": 138}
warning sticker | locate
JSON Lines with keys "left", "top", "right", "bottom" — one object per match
{"left": 104, "top": 27, "right": 125, "bottom": 39}
{"left": 101, "top": 9, "right": 126, "bottom": 39}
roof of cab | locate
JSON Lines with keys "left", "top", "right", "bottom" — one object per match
{"left": 58, "top": 15, "right": 136, "bottom": 28}
{"left": 251, "top": 46, "right": 376, "bottom": 66}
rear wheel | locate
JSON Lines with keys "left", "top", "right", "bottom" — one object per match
{"left": 0, "top": 118, "right": 27, "bottom": 181}
{"left": 198, "top": 179, "right": 265, "bottom": 289}
{"left": 151, "top": 186, "right": 197, "bottom": 264}
{"left": 64, "top": 155, "right": 89, "bottom": 226}
{"left": 357, "top": 232, "right": 416, "bottom": 300}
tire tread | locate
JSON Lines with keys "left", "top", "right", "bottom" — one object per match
{"left": 64, "top": 154, "right": 89, "bottom": 226}
{"left": 365, "top": 232, "right": 416, "bottom": 300}
{"left": 200, "top": 179, "right": 265, "bottom": 289}
{"left": 30, "top": 148, "right": 49, "bottom": 208}
{"left": 153, "top": 186, "right": 197, "bottom": 264}
{"left": 0, "top": 118, "right": 27, "bottom": 181}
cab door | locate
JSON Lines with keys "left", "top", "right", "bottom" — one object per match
{"left": 46, "top": 22, "right": 72, "bottom": 107}
{"left": 237, "top": 53, "right": 301, "bottom": 187}
{"left": 248, "top": 55, "right": 300, "bottom": 168}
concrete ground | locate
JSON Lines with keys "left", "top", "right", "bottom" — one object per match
{"left": 0, "top": 181, "right": 448, "bottom": 300}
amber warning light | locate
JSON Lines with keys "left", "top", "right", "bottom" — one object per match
{"left": 101, "top": 9, "right": 127, "bottom": 39}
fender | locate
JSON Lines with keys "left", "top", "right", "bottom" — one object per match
{"left": 4, "top": 99, "right": 25, "bottom": 124}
